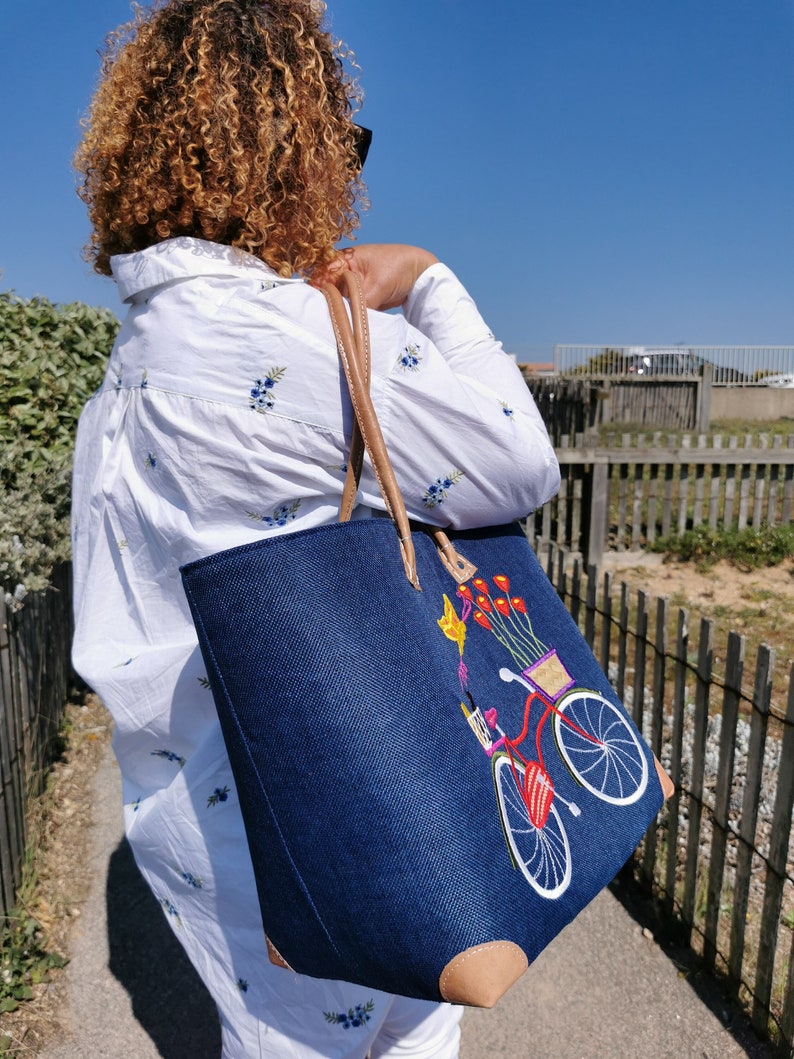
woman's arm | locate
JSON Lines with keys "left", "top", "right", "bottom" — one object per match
{"left": 316, "top": 245, "right": 560, "bottom": 531}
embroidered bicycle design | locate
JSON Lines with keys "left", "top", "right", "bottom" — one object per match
{"left": 438, "top": 574, "right": 648, "bottom": 900}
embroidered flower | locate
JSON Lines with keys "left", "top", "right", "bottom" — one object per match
{"left": 160, "top": 897, "right": 181, "bottom": 924}
{"left": 207, "top": 785, "right": 231, "bottom": 807}
{"left": 236, "top": 978, "right": 249, "bottom": 993}
{"left": 140, "top": 370, "right": 148, "bottom": 389}
{"left": 144, "top": 451, "right": 157, "bottom": 470}
{"left": 422, "top": 470, "right": 464, "bottom": 509}
{"left": 247, "top": 500, "right": 301, "bottom": 527}
{"left": 129, "top": 797, "right": 141, "bottom": 813}
{"left": 178, "top": 870, "right": 203, "bottom": 889}
{"left": 500, "top": 400, "right": 514, "bottom": 419}
{"left": 249, "top": 366, "right": 286, "bottom": 412}
{"left": 438, "top": 594, "right": 467, "bottom": 655}
{"left": 323, "top": 1000, "right": 375, "bottom": 1030}
{"left": 114, "top": 371, "right": 123, "bottom": 392}
{"left": 117, "top": 539, "right": 128, "bottom": 551}
{"left": 397, "top": 342, "right": 422, "bottom": 372}
{"left": 151, "top": 749, "right": 187, "bottom": 768}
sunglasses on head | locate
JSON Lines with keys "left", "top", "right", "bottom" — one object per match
{"left": 353, "top": 124, "right": 372, "bottom": 169}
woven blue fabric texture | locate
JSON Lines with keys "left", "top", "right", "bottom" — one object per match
{"left": 181, "top": 521, "right": 664, "bottom": 1001}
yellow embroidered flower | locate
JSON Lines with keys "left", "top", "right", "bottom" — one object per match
{"left": 437, "top": 594, "right": 466, "bottom": 655}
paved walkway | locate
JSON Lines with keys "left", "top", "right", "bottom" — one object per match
{"left": 41, "top": 746, "right": 773, "bottom": 1059}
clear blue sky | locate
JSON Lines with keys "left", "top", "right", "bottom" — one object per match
{"left": 1, "top": 0, "right": 792, "bottom": 360}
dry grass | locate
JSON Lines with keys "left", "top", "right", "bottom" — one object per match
{"left": 600, "top": 552, "right": 794, "bottom": 710}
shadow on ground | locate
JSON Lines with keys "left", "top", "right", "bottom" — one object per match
{"left": 103, "top": 835, "right": 776, "bottom": 1059}
{"left": 106, "top": 838, "right": 222, "bottom": 1059}
{"left": 609, "top": 870, "right": 774, "bottom": 1058}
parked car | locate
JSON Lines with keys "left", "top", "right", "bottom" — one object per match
{"left": 763, "top": 373, "right": 794, "bottom": 388}
{"left": 626, "top": 348, "right": 702, "bottom": 377}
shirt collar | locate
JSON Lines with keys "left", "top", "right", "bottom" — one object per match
{"left": 111, "top": 237, "right": 298, "bottom": 304}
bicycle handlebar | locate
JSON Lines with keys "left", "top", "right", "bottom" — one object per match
{"left": 499, "top": 667, "right": 537, "bottom": 695}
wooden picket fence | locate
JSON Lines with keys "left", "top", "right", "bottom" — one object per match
{"left": 523, "top": 374, "right": 600, "bottom": 445}
{"left": 534, "top": 432, "right": 794, "bottom": 566}
{"left": 0, "top": 566, "right": 73, "bottom": 918}
{"left": 596, "top": 375, "right": 707, "bottom": 430}
{"left": 530, "top": 538, "right": 794, "bottom": 1052}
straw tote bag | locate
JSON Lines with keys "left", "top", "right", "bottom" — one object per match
{"left": 180, "top": 272, "right": 672, "bottom": 1007}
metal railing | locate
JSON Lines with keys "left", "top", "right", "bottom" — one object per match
{"left": 554, "top": 345, "right": 794, "bottom": 387}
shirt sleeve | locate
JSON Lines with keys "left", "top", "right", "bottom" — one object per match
{"left": 354, "top": 263, "right": 560, "bottom": 531}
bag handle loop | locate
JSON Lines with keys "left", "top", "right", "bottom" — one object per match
{"left": 322, "top": 271, "right": 476, "bottom": 589}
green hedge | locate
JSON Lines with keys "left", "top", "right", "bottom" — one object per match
{"left": 0, "top": 293, "right": 118, "bottom": 597}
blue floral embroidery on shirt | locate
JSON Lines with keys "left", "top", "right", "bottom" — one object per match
{"left": 114, "top": 371, "right": 123, "bottom": 392}
{"left": 207, "top": 785, "right": 231, "bottom": 807}
{"left": 247, "top": 500, "right": 301, "bottom": 527}
{"left": 324, "top": 1000, "right": 375, "bottom": 1030}
{"left": 177, "top": 870, "right": 203, "bottom": 890}
{"left": 129, "top": 797, "right": 141, "bottom": 813}
{"left": 198, "top": 676, "right": 211, "bottom": 688}
{"left": 500, "top": 400, "right": 515, "bottom": 419}
{"left": 423, "top": 470, "right": 464, "bottom": 509}
{"left": 151, "top": 749, "right": 187, "bottom": 768}
{"left": 249, "top": 366, "right": 286, "bottom": 412}
{"left": 114, "top": 656, "right": 137, "bottom": 668}
{"left": 397, "top": 342, "right": 422, "bottom": 372}
{"left": 140, "top": 370, "right": 148, "bottom": 389}
{"left": 160, "top": 897, "right": 181, "bottom": 924}
{"left": 236, "top": 978, "right": 249, "bottom": 993}
{"left": 144, "top": 451, "right": 158, "bottom": 470}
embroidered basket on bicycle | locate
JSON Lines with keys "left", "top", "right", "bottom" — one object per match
{"left": 523, "top": 649, "right": 575, "bottom": 702}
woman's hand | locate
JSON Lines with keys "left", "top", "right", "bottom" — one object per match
{"left": 311, "top": 244, "right": 438, "bottom": 311}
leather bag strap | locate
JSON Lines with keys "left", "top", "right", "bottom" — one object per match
{"left": 322, "top": 271, "right": 476, "bottom": 589}
{"left": 337, "top": 275, "right": 370, "bottom": 521}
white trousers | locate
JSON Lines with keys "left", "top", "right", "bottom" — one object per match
{"left": 219, "top": 995, "right": 462, "bottom": 1058}
{"left": 127, "top": 731, "right": 463, "bottom": 1059}
{"left": 369, "top": 996, "right": 462, "bottom": 1059}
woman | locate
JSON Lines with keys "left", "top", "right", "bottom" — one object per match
{"left": 72, "top": 1, "right": 560, "bottom": 1055}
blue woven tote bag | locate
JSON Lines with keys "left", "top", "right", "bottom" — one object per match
{"left": 180, "top": 274, "right": 671, "bottom": 1007}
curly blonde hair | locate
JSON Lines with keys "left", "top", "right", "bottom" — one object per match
{"left": 74, "top": 0, "right": 365, "bottom": 277}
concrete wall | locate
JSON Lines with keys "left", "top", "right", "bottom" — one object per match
{"left": 710, "top": 386, "right": 794, "bottom": 422}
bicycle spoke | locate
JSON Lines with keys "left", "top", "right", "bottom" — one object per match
{"left": 494, "top": 756, "right": 571, "bottom": 898}
{"left": 554, "top": 692, "right": 647, "bottom": 805}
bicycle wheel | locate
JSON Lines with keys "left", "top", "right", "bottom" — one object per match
{"left": 553, "top": 691, "right": 648, "bottom": 805}
{"left": 492, "top": 754, "right": 571, "bottom": 899}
